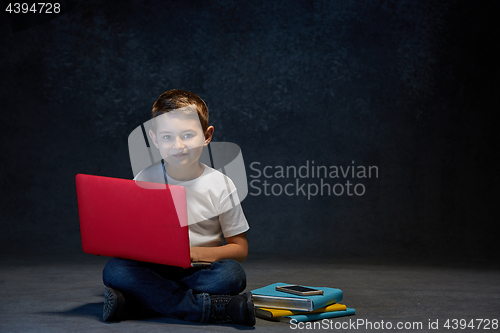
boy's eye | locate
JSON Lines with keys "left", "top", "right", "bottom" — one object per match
{"left": 184, "top": 133, "right": 194, "bottom": 139}
{"left": 162, "top": 135, "right": 171, "bottom": 140}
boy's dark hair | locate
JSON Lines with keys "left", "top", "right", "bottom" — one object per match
{"left": 152, "top": 89, "right": 209, "bottom": 133}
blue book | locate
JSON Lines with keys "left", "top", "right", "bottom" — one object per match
{"left": 251, "top": 282, "right": 343, "bottom": 311}
{"left": 280, "top": 308, "right": 356, "bottom": 323}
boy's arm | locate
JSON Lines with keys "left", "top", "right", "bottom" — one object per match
{"left": 190, "top": 232, "right": 248, "bottom": 263}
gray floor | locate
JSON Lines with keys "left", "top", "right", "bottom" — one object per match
{"left": 1, "top": 253, "right": 499, "bottom": 333}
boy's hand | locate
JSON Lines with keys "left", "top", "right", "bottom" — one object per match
{"left": 190, "top": 246, "right": 202, "bottom": 263}
{"left": 189, "top": 233, "right": 248, "bottom": 263}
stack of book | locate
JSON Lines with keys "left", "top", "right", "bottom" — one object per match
{"left": 251, "top": 282, "right": 355, "bottom": 323}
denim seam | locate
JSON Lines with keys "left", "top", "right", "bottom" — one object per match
{"left": 201, "top": 293, "right": 208, "bottom": 323}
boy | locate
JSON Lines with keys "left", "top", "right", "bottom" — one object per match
{"left": 102, "top": 89, "right": 255, "bottom": 326}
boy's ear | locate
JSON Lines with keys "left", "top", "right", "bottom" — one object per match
{"left": 149, "top": 129, "right": 159, "bottom": 148}
{"left": 204, "top": 126, "right": 214, "bottom": 146}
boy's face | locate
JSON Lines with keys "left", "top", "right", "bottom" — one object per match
{"left": 149, "top": 108, "right": 210, "bottom": 169}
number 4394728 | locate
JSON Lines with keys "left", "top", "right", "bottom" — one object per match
{"left": 443, "top": 319, "right": 498, "bottom": 330}
{"left": 6, "top": 3, "right": 61, "bottom": 14}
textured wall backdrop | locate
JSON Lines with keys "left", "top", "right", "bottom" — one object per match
{"left": 0, "top": 0, "right": 498, "bottom": 261}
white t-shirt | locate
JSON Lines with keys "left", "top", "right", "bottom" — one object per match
{"left": 134, "top": 163, "right": 249, "bottom": 247}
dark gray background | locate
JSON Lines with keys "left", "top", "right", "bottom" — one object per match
{"left": 1, "top": 0, "right": 498, "bottom": 263}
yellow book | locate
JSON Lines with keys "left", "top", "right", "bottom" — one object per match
{"left": 256, "top": 303, "right": 347, "bottom": 319}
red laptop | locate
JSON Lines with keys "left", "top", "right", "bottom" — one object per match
{"left": 75, "top": 174, "right": 202, "bottom": 268}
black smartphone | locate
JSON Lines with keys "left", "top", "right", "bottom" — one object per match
{"left": 275, "top": 285, "right": 324, "bottom": 296}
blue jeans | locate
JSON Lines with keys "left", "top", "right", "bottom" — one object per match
{"left": 102, "top": 258, "right": 247, "bottom": 323}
